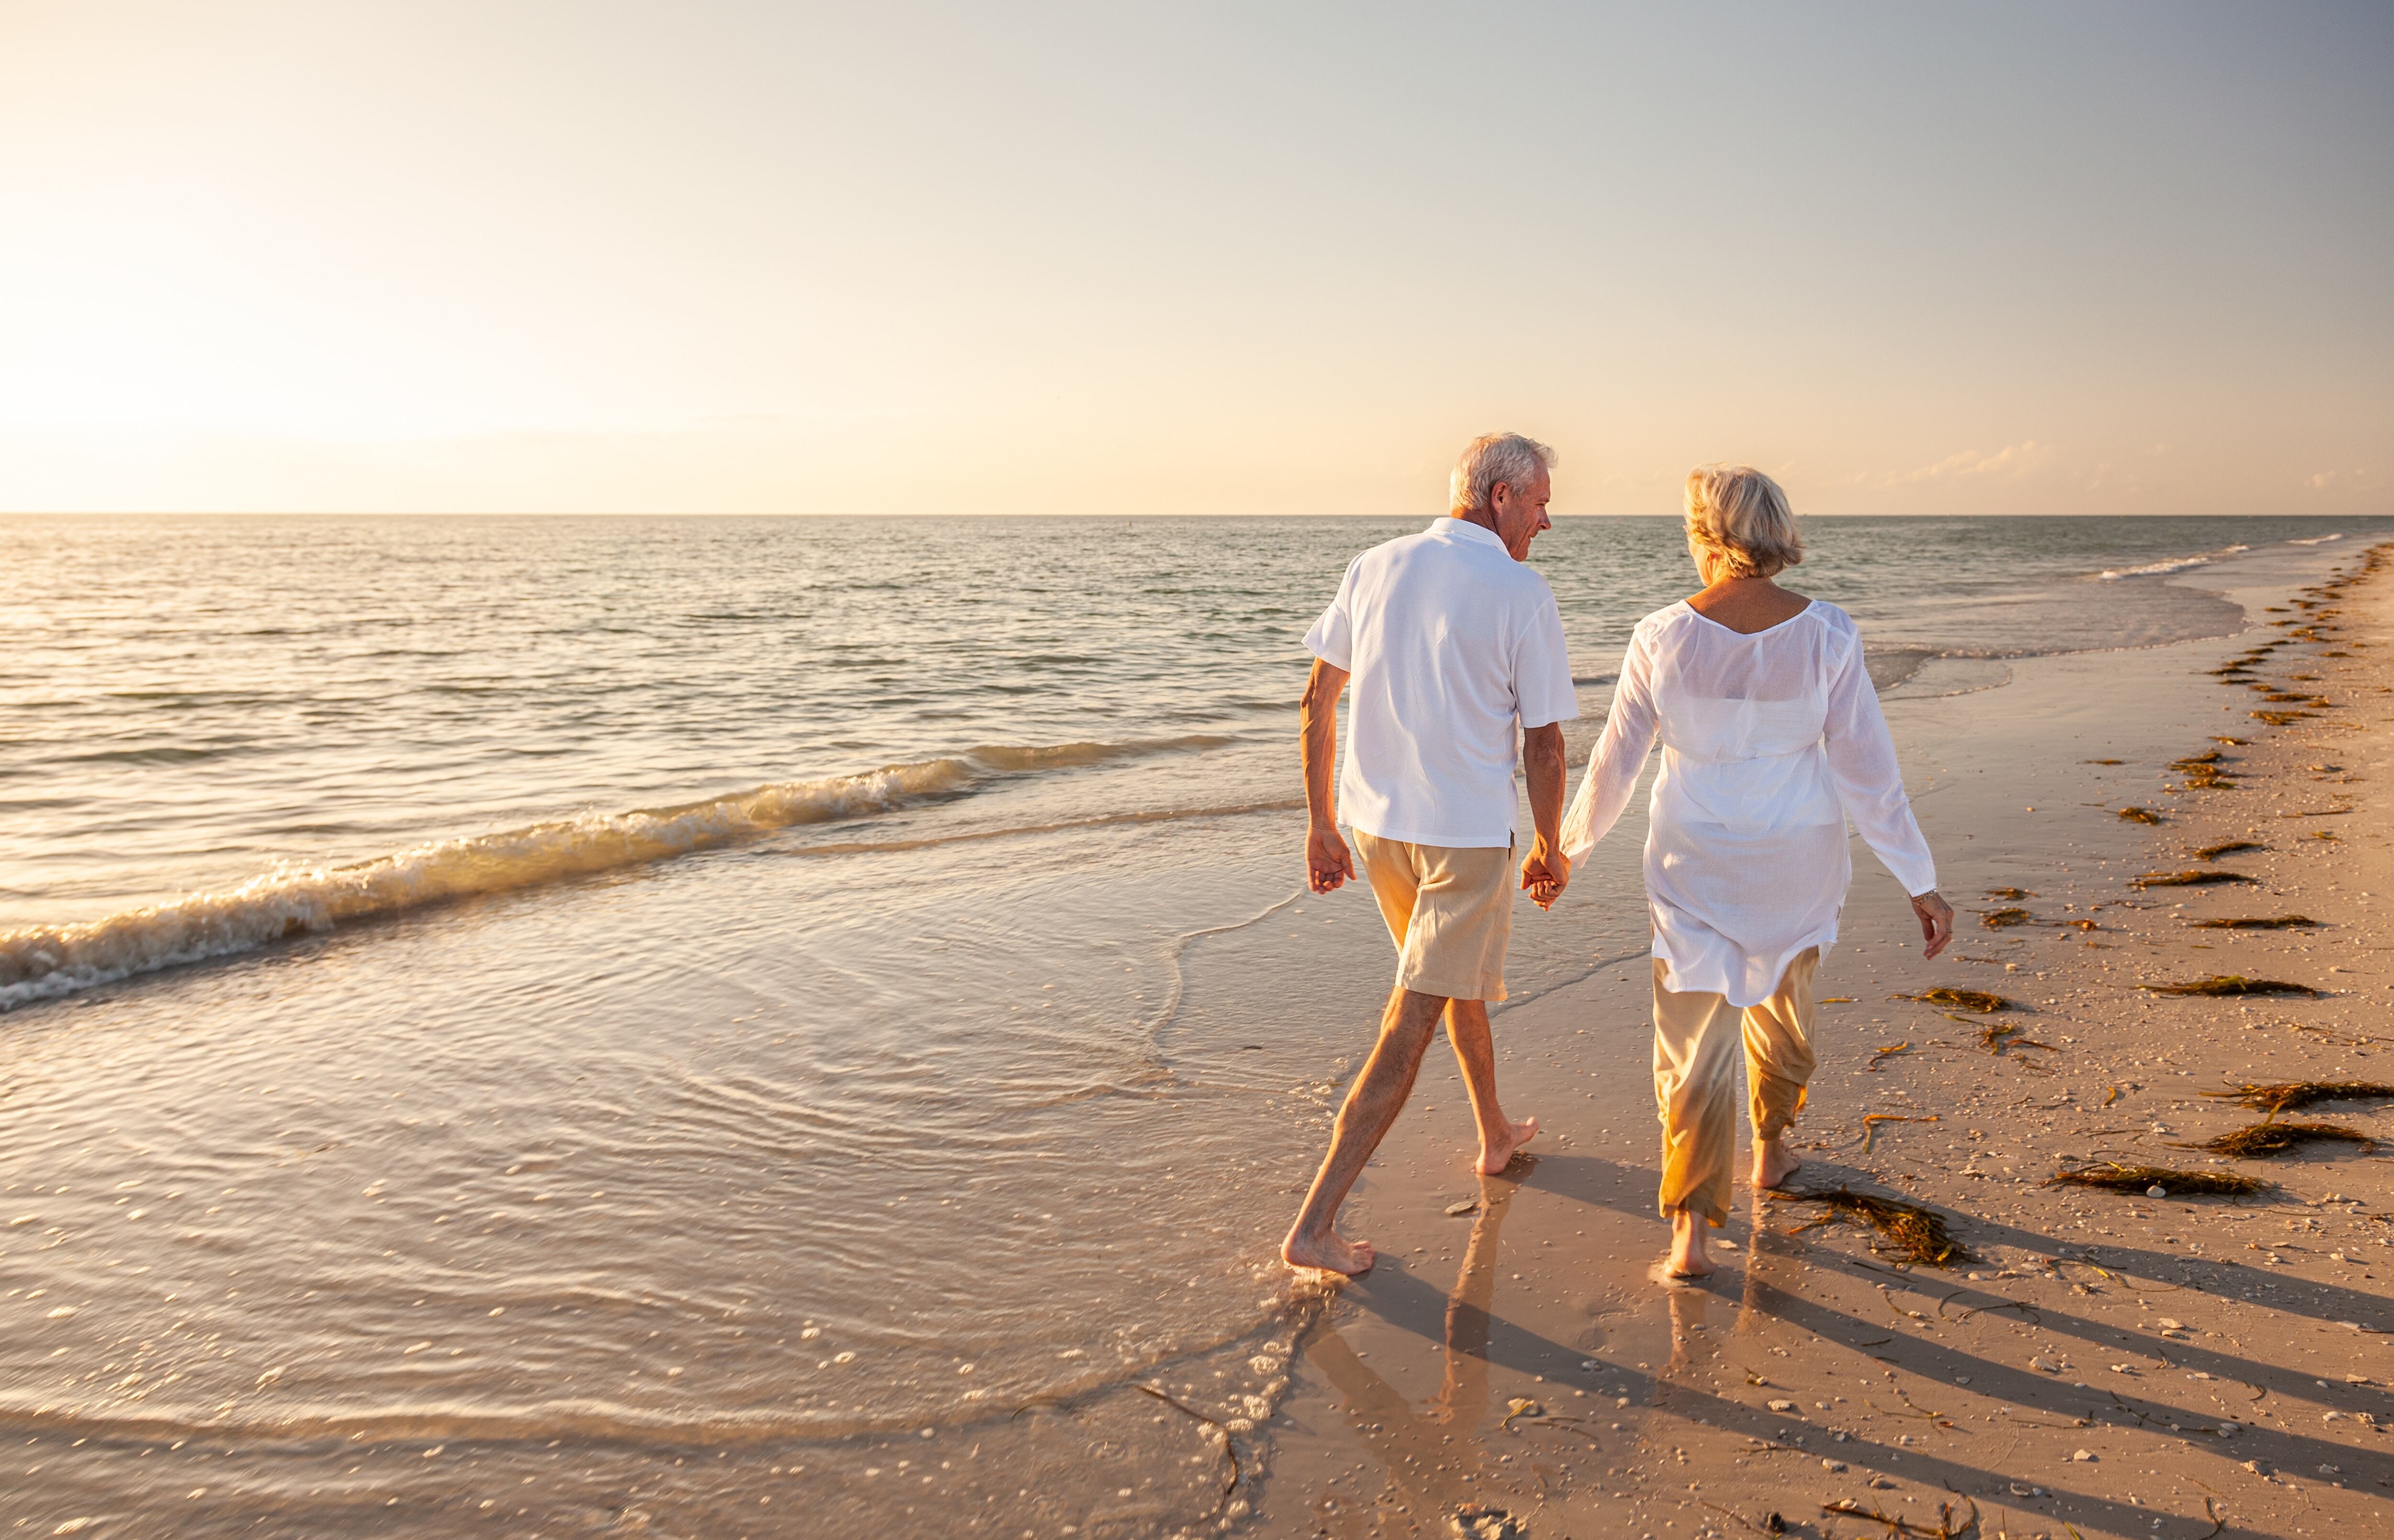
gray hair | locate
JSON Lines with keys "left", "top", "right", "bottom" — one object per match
{"left": 1448, "top": 432, "right": 1557, "bottom": 516}
{"left": 1684, "top": 463, "right": 1804, "bottom": 579}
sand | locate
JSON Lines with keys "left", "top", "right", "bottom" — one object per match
{"left": 1247, "top": 545, "right": 2394, "bottom": 1540}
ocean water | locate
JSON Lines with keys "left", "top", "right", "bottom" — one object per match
{"left": 0, "top": 512, "right": 2383, "bottom": 1533}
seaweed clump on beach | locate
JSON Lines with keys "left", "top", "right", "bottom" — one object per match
{"left": 2117, "top": 806, "right": 2166, "bottom": 824}
{"left": 2046, "top": 1163, "right": 2271, "bottom": 1197}
{"left": 2140, "top": 976, "right": 2318, "bottom": 998}
{"left": 1979, "top": 1020, "right": 2055, "bottom": 1057}
{"left": 1821, "top": 1497, "right": 1980, "bottom": 1540}
{"left": 1768, "top": 1188, "right": 1971, "bottom": 1267}
{"left": 2194, "top": 840, "right": 2265, "bottom": 860}
{"left": 1897, "top": 988, "right": 2012, "bottom": 1012}
{"left": 2189, "top": 915, "right": 2316, "bottom": 930}
{"left": 2131, "top": 870, "right": 2259, "bottom": 888}
{"left": 2205, "top": 1080, "right": 2394, "bottom": 1114}
{"left": 2253, "top": 709, "right": 2314, "bottom": 725}
{"left": 2195, "top": 1122, "right": 2377, "bottom": 1158}
{"left": 1979, "top": 907, "right": 2031, "bottom": 929}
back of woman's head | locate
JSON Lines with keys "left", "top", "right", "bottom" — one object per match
{"left": 1684, "top": 464, "right": 1804, "bottom": 579}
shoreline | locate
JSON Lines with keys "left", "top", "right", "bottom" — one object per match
{"left": 1247, "top": 541, "right": 2394, "bottom": 1539}
{"left": 5, "top": 530, "right": 2392, "bottom": 1538}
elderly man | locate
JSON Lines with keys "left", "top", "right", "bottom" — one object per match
{"left": 1281, "top": 432, "right": 1579, "bottom": 1276}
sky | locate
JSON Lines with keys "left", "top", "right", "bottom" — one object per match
{"left": 0, "top": 1, "right": 2388, "bottom": 517}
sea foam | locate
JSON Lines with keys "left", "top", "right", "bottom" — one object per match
{"left": 0, "top": 738, "right": 1225, "bottom": 1009}
{"left": 2095, "top": 545, "right": 2250, "bottom": 581}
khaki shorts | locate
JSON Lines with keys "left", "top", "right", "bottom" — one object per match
{"left": 1351, "top": 830, "right": 1514, "bottom": 1002}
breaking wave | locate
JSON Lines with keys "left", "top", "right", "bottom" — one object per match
{"left": 2095, "top": 545, "right": 2249, "bottom": 581}
{"left": 0, "top": 736, "right": 1230, "bottom": 1009}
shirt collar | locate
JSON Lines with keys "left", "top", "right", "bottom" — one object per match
{"left": 1430, "top": 516, "right": 1509, "bottom": 552}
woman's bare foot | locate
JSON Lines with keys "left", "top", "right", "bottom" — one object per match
{"left": 1751, "top": 1134, "right": 1803, "bottom": 1191}
{"left": 1665, "top": 1209, "right": 1714, "bottom": 1279}
{"left": 1477, "top": 1115, "right": 1538, "bottom": 1175}
{"left": 1282, "top": 1224, "right": 1376, "bottom": 1276}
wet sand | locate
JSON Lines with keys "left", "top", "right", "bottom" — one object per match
{"left": 1253, "top": 546, "right": 2394, "bottom": 1540}
{"left": 6, "top": 537, "right": 2386, "bottom": 1540}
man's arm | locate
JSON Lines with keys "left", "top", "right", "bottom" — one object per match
{"left": 1302, "top": 657, "right": 1355, "bottom": 893}
{"left": 1519, "top": 721, "right": 1568, "bottom": 910}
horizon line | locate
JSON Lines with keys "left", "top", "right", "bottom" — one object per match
{"left": 3, "top": 509, "right": 2391, "bottom": 521}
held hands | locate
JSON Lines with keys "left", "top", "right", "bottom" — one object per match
{"left": 1520, "top": 838, "right": 1569, "bottom": 911}
{"left": 1307, "top": 821, "right": 1356, "bottom": 894}
{"left": 1912, "top": 889, "right": 1955, "bottom": 959}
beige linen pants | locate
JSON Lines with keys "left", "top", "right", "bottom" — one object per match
{"left": 1651, "top": 947, "right": 1819, "bottom": 1227}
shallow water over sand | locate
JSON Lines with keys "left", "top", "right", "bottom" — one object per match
{"left": 0, "top": 515, "right": 2385, "bottom": 1532}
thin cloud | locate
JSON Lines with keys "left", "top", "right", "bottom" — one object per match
{"left": 1894, "top": 439, "right": 2056, "bottom": 485}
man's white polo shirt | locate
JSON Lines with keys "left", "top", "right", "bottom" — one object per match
{"left": 1303, "top": 517, "right": 1580, "bottom": 849}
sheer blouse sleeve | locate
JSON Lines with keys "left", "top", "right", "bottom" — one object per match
{"left": 1559, "top": 629, "right": 1659, "bottom": 868}
{"left": 1820, "top": 630, "right": 1938, "bottom": 896}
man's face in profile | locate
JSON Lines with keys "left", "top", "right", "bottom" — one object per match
{"left": 1491, "top": 469, "right": 1553, "bottom": 561}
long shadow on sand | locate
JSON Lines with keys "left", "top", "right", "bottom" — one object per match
{"left": 1330, "top": 1148, "right": 2390, "bottom": 1538}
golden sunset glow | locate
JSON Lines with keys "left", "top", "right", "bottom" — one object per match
{"left": 1, "top": 2, "right": 2387, "bottom": 515}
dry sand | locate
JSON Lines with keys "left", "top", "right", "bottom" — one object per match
{"left": 1247, "top": 543, "right": 2394, "bottom": 1540}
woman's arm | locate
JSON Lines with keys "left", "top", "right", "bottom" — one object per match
{"left": 1558, "top": 632, "right": 1660, "bottom": 871}
{"left": 1821, "top": 636, "right": 1953, "bottom": 957}
{"left": 1820, "top": 633, "right": 1938, "bottom": 895}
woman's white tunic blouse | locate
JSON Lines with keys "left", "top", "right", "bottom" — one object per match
{"left": 1560, "top": 600, "right": 1936, "bottom": 1008}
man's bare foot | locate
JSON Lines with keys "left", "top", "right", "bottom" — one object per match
{"left": 1477, "top": 1115, "right": 1538, "bottom": 1175}
{"left": 1282, "top": 1225, "right": 1376, "bottom": 1276}
{"left": 1752, "top": 1135, "right": 1803, "bottom": 1191}
{"left": 1665, "top": 1209, "right": 1714, "bottom": 1279}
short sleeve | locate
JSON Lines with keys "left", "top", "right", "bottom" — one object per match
{"left": 1511, "top": 586, "right": 1580, "bottom": 729}
{"left": 1303, "top": 558, "right": 1359, "bottom": 670}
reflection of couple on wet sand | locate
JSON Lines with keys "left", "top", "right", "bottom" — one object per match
{"left": 1304, "top": 1167, "right": 1522, "bottom": 1521}
{"left": 1308, "top": 1162, "right": 1787, "bottom": 1525}
{"left": 1284, "top": 432, "right": 1956, "bottom": 1282}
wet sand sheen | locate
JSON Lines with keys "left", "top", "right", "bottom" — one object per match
{"left": 1253, "top": 539, "right": 2394, "bottom": 1538}
{"left": 1, "top": 526, "right": 2389, "bottom": 1537}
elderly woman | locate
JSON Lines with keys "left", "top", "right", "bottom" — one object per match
{"left": 1559, "top": 465, "right": 1954, "bottom": 1279}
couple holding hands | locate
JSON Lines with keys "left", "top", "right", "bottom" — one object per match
{"left": 1283, "top": 432, "right": 1955, "bottom": 1281}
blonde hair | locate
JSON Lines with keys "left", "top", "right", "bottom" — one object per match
{"left": 1449, "top": 432, "right": 1557, "bottom": 516}
{"left": 1684, "top": 463, "right": 1803, "bottom": 579}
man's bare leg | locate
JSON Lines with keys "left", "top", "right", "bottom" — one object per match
{"left": 1283, "top": 987, "right": 1446, "bottom": 1275}
{"left": 1444, "top": 1000, "right": 1538, "bottom": 1175}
